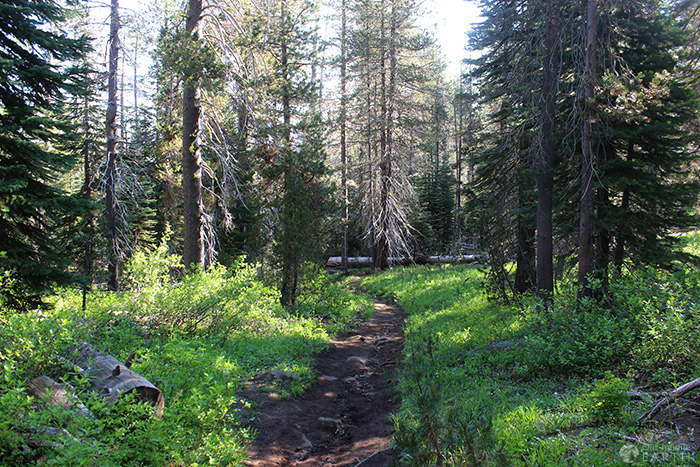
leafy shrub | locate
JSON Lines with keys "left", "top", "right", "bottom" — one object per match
{"left": 292, "top": 265, "right": 372, "bottom": 331}
{"left": 616, "top": 267, "right": 700, "bottom": 381}
{"left": 523, "top": 300, "right": 634, "bottom": 377}
{"left": 362, "top": 263, "right": 700, "bottom": 465}
{"left": 578, "top": 373, "right": 632, "bottom": 425}
{"left": 1, "top": 242, "right": 365, "bottom": 465}
{"left": 123, "top": 229, "right": 182, "bottom": 291}
{"left": 89, "top": 393, "right": 168, "bottom": 466}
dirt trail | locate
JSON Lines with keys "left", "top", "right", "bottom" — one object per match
{"left": 243, "top": 298, "right": 405, "bottom": 466}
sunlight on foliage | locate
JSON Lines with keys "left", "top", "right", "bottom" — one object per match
{"left": 0, "top": 242, "right": 370, "bottom": 465}
{"left": 364, "top": 262, "right": 700, "bottom": 466}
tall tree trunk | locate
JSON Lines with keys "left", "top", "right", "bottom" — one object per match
{"left": 596, "top": 186, "right": 611, "bottom": 294}
{"left": 163, "top": 77, "right": 178, "bottom": 239}
{"left": 613, "top": 188, "right": 630, "bottom": 271}
{"left": 83, "top": 93, "right": 93, "bottom": 310}
{"left": 454, "top": 83, "right": 464, "bottom": 242}
{"left": 280, "top": 0, "right": 297, "bottom": 306}
{"left": 613, "top": 141, "right": 633, "bottom": 272}
{"left": 579, "top": 0, "right": 598, "bottom": 299}
{"left": 182, "top": 0, "right": 204, "bottom": 270}
{"left": 120, "top": 61, "right": 126, "bottom": 142}
{"left": 536, "top": 0, "right": 559, "bottom": 306}
{"left": 516, "top": 138, "right": 536, "bottom": 294}
{"left": 105, "top": 0, "right": 119, "bottom": 291}
{"left": 376, "top": 0, "right": 389, "bottom": 269}
{"left": 376, "top": 0, "right": 396, "bottom": 270}
{"left": 340, "top": 0, "right": 349, "bottom": 274}
{"left": 133, "top": 35, "right": 138, "bottom": 124}
{"left": 366, "top": 78, "right": 375, "bottom": 263}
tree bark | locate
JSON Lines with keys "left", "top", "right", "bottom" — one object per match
{"left": 454, "top": 83, "right": 464, "bottom": 242}
{"left": 376, "top": 0, "right": 389, "bottom": 270}
{"left": 73, "top": 343, "right": 164, "bottom": 417}
{"left": 578, "top": 0, "right": 598, "bottom": 299}
{"left": 27, "top": 376, "right": 93, "bottom": 420}
{"left": 536, "top": 0, "right": 559, "bottom": 306}
{"left": 83, "top": 92, "right": 93, "bottom": 311}
{"left": 279, "top": 0, "right": 298, "bottom": 306}
{"left": 613, "top": 187, "right": 630, "bottom": 271}
{"left": 376, "top": 0, "right": 397, "bottom": 270}
{"left": 182, "top": 0, "right": 205, "bottom": 270}
{"left": 340, "top": 0, "right": 349, "bottom": 274}
{"left": 515, "top": 189, "right": 536, "bottom": 293}
{"left": 105, "top": 0, "right": 120, "bottom": 291}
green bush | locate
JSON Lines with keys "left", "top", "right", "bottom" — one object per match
{"left": 579, "top": 373, "right": 632, "bottom": 425}
{"left": 613, "top": 266, "right": 700, "bottom": 383}
{"left": 0, "top": 243, "right": 365, "bottom": 465}
{"left": 292, "top": 265, "right": 373, "bottom": 331}
{"left": 363, "top": 262, "right": 700, "bottom": 466}
{"left": 523, "top": 301, "right": 634, "bottom": 377}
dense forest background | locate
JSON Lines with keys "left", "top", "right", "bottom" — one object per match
{"left": 2, "top": 0, "right": 700, "bottom": 309}
{"left": 4, "top": 0, "right": 700, "bottom": 465}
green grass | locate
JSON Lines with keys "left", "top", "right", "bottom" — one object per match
{"left": 0, "top": 240, "right": 372, "bottom": 466}
{"left": 362, "top": 264, "right": 700, "bottom": 466}
{"left": 3, "top": 236, "right": 700, "bottom": 466}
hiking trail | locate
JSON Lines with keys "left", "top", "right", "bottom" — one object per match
{"left": 243, "top": 297, "right": 405, "bottom": 466}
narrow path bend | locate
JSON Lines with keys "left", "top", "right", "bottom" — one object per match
{"left": 243, "top": 298, "right": 405, "bottom": 466}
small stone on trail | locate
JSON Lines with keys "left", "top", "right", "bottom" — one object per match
{"left": 318, "top": 417, "right": 341, "bottom": 424}
{"left": 346, "top": 356, "right": 368, "bottom": 367}
{"left": 373, "top": 336, "right": 399, "bottom": 346}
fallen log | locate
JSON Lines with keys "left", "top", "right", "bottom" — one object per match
{"left": 26, "top": 375, "right": 93, "bottom": 419}
{"left": 73, "top": 343, "right": 164, "bottom": 417}
{"left": 24, "top": 376, "right": 91, "bottom": 451}
{"left": 638, "top": 375, "right": 700, "bottom": 425}
{"left": 325, "top": 254, "right": 485, "bottom": 269}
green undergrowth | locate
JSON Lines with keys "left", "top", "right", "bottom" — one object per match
{"left": 362, "top": 262, "right": 700, "bottom": 466}
{"left": 0, "top": 237, "right": 372, "bottom": 466}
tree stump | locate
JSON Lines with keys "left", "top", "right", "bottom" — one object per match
{"left": 73, "top": 343, "right": 164, "bottom": 417}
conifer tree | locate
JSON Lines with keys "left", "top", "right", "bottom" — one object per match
{"left": 253, "top": 0, "right": 332, "bottom": 305}
{"left": 182, "top": 0, "right": 205, "bottom": 270}
{"left": 105, "top": 0, "right": 120, "bottom": 290}
{"left": 469, "top": 0, "right": 542, "bottom": 299}
{"left": 0, "top": 0, "right": 90, "bottom": 308}
{"left": 346, "top": 0, "right": 435, "bottom": 267}
{"left": 596, "top": 1, "right": 699, "bottom": 272}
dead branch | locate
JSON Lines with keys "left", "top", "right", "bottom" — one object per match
{"left": 638, "top": 375, "right": 700, "bottom": 425}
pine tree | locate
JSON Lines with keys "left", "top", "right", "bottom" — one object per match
{"left": 252, "top": 0, "right": 333, "bottom": 305}
{"left": 415, "top": 161, "right": 455, "bottom": 253}
{"left": 346, "top": 0, "right": 436, "bottom": 267}
{"left": 469, "top": 0, "right": 543, "bottom": 299}
{"left": 0, "top": 0, "right": 90, "bottom": 309}
{"left": 182, "top": 0, "right": 205, "bottom": 270}
{"left": 105, "top": 0, "right": 120, "bottom": 290}
{"left": 597, "top": 1, "right": 699, "bottom": 271}
{"left": 536, "top": 0, "right": 560, "bottom": 305}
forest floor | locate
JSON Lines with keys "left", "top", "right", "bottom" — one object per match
{"left": 242, "top": 295, "right": 405, "bottom": 466}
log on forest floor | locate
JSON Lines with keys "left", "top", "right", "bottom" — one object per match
{"left": 27, "top": 375, "right": 94, "bottom": 419}
{"left": 72, "top": 343, "right": 164, "bottom": 417}
{"left": 25, "top": 376, "right": 92, "bottom": 450}
{"left": 325, "top": 254, "right": 485, "bottom": 269}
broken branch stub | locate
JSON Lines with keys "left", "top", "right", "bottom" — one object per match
{"left": 73, "top": 343, "right": 164, "bottom": 417}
